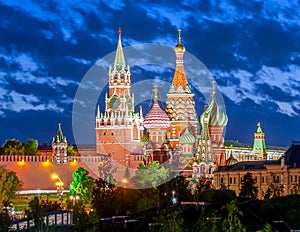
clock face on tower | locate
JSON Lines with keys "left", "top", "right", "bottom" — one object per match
{"left": 108, "top": 95, "right": 121, "bottom": 110}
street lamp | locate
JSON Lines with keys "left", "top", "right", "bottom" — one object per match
{"left": 70, "top": 195, "right": 80, "bottom": 205}
{"left": 52, "top": 174, "right": 64, "bottom": 207}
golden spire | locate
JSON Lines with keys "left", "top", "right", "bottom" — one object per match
{"left": 177, "top": 28, "right": 182, "bottom": 44}
{"left": 153, "top": 85, "right": 158, "bottom": 102}
{"left": 174, "top": 28, "right": 185, "bottom": 53}
{"left": 211, "top": 80, "right": 216, "bottom": 96}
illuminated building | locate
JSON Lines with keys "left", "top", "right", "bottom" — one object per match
{"left": 95, "top": 28, "right": 144, "bottom": 169}
{"left": 52, "top": 123, "right": 67, "bottom": 164}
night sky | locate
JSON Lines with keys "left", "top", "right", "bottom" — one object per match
{"left": 0, "top": 0, "right": 299, "bottom": 147}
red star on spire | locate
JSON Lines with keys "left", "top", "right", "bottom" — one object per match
{"left": 118, "top": 27, "right": 122, "bottom": 35}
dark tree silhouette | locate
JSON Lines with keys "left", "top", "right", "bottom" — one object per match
{"left": 239, "top": 172, "right": 258, "bottom": 199}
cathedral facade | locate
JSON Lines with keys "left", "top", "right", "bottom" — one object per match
{"left": 95, "top": 29, "right": 228, "bottom": 178}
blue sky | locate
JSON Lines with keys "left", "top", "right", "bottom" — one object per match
{"left": 0, "top": 0, "right": 299, "bottom": 147}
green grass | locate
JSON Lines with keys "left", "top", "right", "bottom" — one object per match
{"left": 11, "top": 194, "right": 69, "bottom": 211}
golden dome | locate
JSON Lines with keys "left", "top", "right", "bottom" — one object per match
{"left": 174, "top": 29, "right": 185, "bottom": 53}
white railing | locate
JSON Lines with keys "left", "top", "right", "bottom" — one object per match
{"left": 0, "top": 155, "right": 105, "bottom": 163}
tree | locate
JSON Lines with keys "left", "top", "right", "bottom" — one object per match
{"left": 69, "top": 168, "right": 94, "bottom": 203}
{"left": 266, "top": 174, "right": 283, "bottom": 198}
{"left": 133, "top": 161, "right": 170, "bottom": 189}
{"left": 221, "top": 200, "right": 246, "bottom": 232}
{"left": 2, "top": 139, "right": 25, "bottom": 156}
{"left": 92, "top": 178, "right": 116, "bottom": 217}
{"left": 0, "top": 166, "right": 22, "bottom": 206}
{"left": 239, "top": 172, "right": 258, "bottom": 199}
{"left": 67, "top": 145, "right": 76, "bottom": 156}
{"left": 24, "top": 138, "right": 38, "bottom": 155}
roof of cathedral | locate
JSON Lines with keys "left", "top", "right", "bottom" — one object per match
{"left": 114, "top": 27, "right": 126, "bottom": 70}
{"left": 144, "top": 86, "right": 170, "bottom": 129}
{"left": 170, "top": 29, "right": 190, "bottom": 92}
{"left": 180, "top": 128, "right": 195, "bottom": 145}
{"left": 200, "top": 80, "right": 228, "bottom": 127}
{"left": 174, "top": 29, "right": 185, "bottom": 53}
{"left": 140, "top": 133, "right": 149, "bottom": 146}
{"left": 226, "top": 151, "right": 238, "bottom": 166}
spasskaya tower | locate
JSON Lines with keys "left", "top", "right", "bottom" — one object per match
{"left": 95, "top": 28, "right": 144, "bottom": 168}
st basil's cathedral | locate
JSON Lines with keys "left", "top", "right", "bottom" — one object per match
{"left": 95, "top": 28, "right": 228, "bottom": 180}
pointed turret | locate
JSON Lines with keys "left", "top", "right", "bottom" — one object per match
{"left": 54, "top": 123, "right": 66, "bottom": 143}
{"left": 52, "top": 123, "right": 68, "bottom": 164}
{"left": 166, "top": 29, "right": 198, "bottom": 149}
{"left": 170, "top": 29, "right": 190, "bottom": 93}
{"left": 251, "top": 122, "right": 267, "bottom": 160}
{"left": 114, "top": 27, "right": 126, "bottom": 70}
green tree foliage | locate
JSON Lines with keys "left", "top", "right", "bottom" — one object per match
{"left": 92, "top": 178, "right": 116, "bottom": 217}
{"left": 0, "top": 210, "right": 11, "bottom": 232}
{"left": 285, "top": 208, "right": 300, "bottom": 230}
{"left": 2, "top": 139, "right": 25, "bottom": 156}
{"left": 239, "top": 172, "right": 258, "bottom": 199}
{"left": 133, "top": 161, "right": 170, "bottom": 188}
{"left": 221, "top": 200, "right": 246, "bottom": 232}
{"left": 69, "top": 168, "right": 94, "bottom": 203}
{"left": 197, "top": 189, "right": 236, "bottom": 204}
{"left": 153, "top": 209, "right": 185, "bottom": 232}
{"left": 66, "top": 145, "right": 76, "bottom": 156}
{"left": 0, "top": 166, "right": 22, "bottom": 206}
{"left": 24, "top": 138, "right": 38, "bottom": 155}
{"left": 257, "top": 223, "right": 273, "bottom": 232}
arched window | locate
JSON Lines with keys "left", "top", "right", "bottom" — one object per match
{"left": 200, "top": 164, "right": 205, "bottom": 174}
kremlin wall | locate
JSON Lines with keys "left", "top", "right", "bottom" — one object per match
{"left": 1, "top": 29, "right": 295, "bottom": 199}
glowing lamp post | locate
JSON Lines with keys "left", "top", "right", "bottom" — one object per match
{"left": 52, "top": 174, "right": 64, "bottom": 207}
{"left": 70, "top": 195, "right": 80, "bottom": 206}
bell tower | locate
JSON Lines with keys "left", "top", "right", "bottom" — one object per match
{"left": 95, "top": 28, "right": 144, "bottom": 169}
{"left": 166, "top": 29, "right": 198, "bottom": 149}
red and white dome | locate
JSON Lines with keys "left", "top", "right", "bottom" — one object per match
{"left": 144, "top": 100, "right": 170, "bottom": 129}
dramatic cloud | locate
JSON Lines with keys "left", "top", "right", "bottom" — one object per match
{"left": 0, "top": 0, "right": 299, "bottom": 145}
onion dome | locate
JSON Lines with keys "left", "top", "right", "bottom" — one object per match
{"left": 200, "top": 80, "right": 228, "bottom": 128}
{"left": 180, "top": 128, "right": 195, "bottom": 145}
{"left": 154, "top": 143, "right": 161, "bottom": 149}
{"left": 226, "top": 151, "right": 238, "bottom": 166}
{"left": 140, "top": 133, "right": 149, "bottom": 146}
{"left": 161, "top": 143, "right": 169, "bottom": 149}
{"left": 144, "top": 86, "right": 170, "bottom": 129}
{"left": 174, "top": 29, "right": 185, "bottom": 53}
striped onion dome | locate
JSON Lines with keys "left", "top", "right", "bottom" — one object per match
{"left": 200, "top": 81, "right": 228, "bottom": 127}
{"left": 140, "top": 133, "right": 149, "bottom": 146}
{"left": 180, "top": 128, "right": 195, "bottom": 145}
{"left": 226, "top": 152, "right": 238, "bottom": 166}
{"left": 144, "top": 86, "right": 170, "bottom": 129}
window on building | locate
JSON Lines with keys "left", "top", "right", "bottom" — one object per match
{"left": 296, "top": 175, "right": 298, "bottom": 182}
{"left": 221, "top": 177, "right": 224, "bottom": 183}
{"left": 262, "top": 176, "right": 265, "bottom": 183}
{"left": 291, "top": 175, "right": 293, "bottom": 183}
{"left": 234, "top": 177, "right": 236, "bottom": 184}
{"left": 230, "top": 177, "right": 232, "bottom": 184}
{"left": 200, "top": 164, "right": 205, "bottom": 174}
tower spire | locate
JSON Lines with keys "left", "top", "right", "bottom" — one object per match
{"left": 171, "top": 29, "right": 188, "bottom": 91}
{"left": 153, "top": 85, "right": 158, "bottom": 102}
{"left": 177, "top": 28, "right": 182, "bottom": 44}
{"left": 114, "top": 27, "right": 125, "bottom": 70}
{"left": 211, "top": 80, "right": 216, "bottom": 96}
